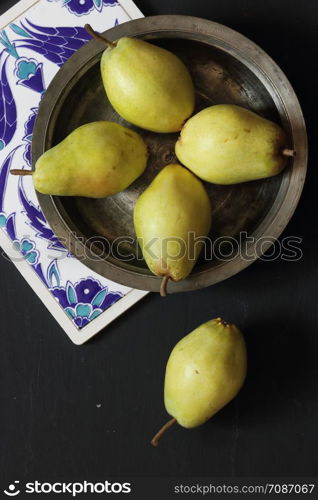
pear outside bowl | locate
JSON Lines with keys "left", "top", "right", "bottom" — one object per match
{"left": 32, "top": 15, "right": 307, "bottom": 293}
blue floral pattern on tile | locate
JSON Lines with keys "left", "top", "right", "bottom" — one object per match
{"left": 0, "top": 2, "right": 129, "bottom": 331}
{"left": 47, "top": 0, "right": 118, "bottom": 17}
{"left": 0, "top": 57, "right": 17, "bottom": 150}
{"left": 23, "top": 107, "right": 37, "bottom": 166}
{"left": 0, "top": 147, "right": 18, "bottom": 210}
{"left": 10, "top": 20, "right": 92, "bottom": 68}
{"left": 0, "top": 30, "right": 47, "bottom": 96}
{"left": 0, "top": 202, "right": 42, "bottom": 271}
{"left": 0, "top": 27, "right": 46, "bottom": 99}
{"left": 0, "top": 212, "right": 6, "bottom": 227}
{"left": 18, "top": 176, "right": 66, "bottom": 251}
{"left": 13, "top": 237, "right": 40, "bottom": 265}
{"left": 47, "top": 261, "right": 123, "bottom": 328}
{"left": 15, "top": 58, "right": 45, "bottom": 93}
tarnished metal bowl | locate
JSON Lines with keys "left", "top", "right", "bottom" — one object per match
{"left": 32, "top": 15, "right": 307, "bottom": 293}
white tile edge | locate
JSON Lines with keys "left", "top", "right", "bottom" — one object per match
{"left": 0, "top": 0, "right": 41, "bottom": 28}
{"left": 76, "top": 287, "right": 149, "bottom": 345}
{"left": 0, "top": 0, "right": 149, "bottom": 345}
{"left": 118, "top": 0, "right": 144, "bottom": 20}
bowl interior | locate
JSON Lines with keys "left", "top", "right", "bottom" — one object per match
{"left": 46, "top": 37, "right": 287, "bottom": 278}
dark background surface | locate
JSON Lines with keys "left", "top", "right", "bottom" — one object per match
{"left": 0, "top": 0, "right": 317, "bottom": 487}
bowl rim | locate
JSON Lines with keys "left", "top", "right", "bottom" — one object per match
{"left": 32, "top": 14, "right": 308, "bottom": 293}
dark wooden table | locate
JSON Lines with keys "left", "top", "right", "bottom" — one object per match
{"left": 1, "top": 0, "right": 317, "bottom": 490}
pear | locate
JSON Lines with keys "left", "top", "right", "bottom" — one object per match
{"left": 175, "top": 104, "right": 295, "bottom": 184}
{"left": 133, "top": 164, "right": 212, "bottom": 295}
{"left": 151, "top": 318, "right": 247, "bottom": 446}
{"left": 11, "top": 121, "right": 148, "bottom": 198}
{"left": 85, "top": 25, "right": 195, "bottom": 133}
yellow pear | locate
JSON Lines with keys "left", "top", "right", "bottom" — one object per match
{"left": 12, "top": 121, "right": 148, "bottom": 198}
{"left": 175, "top": 104, "right": 295, "bottom": 184}
{"left": 86, "top": 25, "right": 195, "bottom": 133}
{"left": 151, "top": 318, "right": 247, "bottom": 445}
{"left": 133, "top": 164, "right": 211, "bottom": 295}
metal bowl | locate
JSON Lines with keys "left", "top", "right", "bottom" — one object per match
{"left": 32, "top": 15, "right": 307, "bottom": 293}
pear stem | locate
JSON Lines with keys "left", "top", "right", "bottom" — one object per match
{"left": 85, "top": 24, "right": 117, "bottom": 48}
{"left": 10, "top": 169, "right": 33, "bottom": 176}
{"left": 282, "top": 148, "right": 296, "bottom": 157}
{"left": 151, "top": 418, "right": 176, "bottom": 447}
{"left": 160, "top": 275, "right": 170, "bottom": 297}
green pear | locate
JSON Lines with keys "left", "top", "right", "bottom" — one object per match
{"left": 151, "top": 318, "right": 247, "bottom": 445}
{"left": 175, "top": 104, "right": 294, "bottom": 184}
{"left": 133, "top": 164, "right": 211, "bottom": 295}
{"left": 12, "top": 121, "right": 148, "bottom": 198}
{"left": 86, "top": 25, "right": 195, "bottom": 133}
